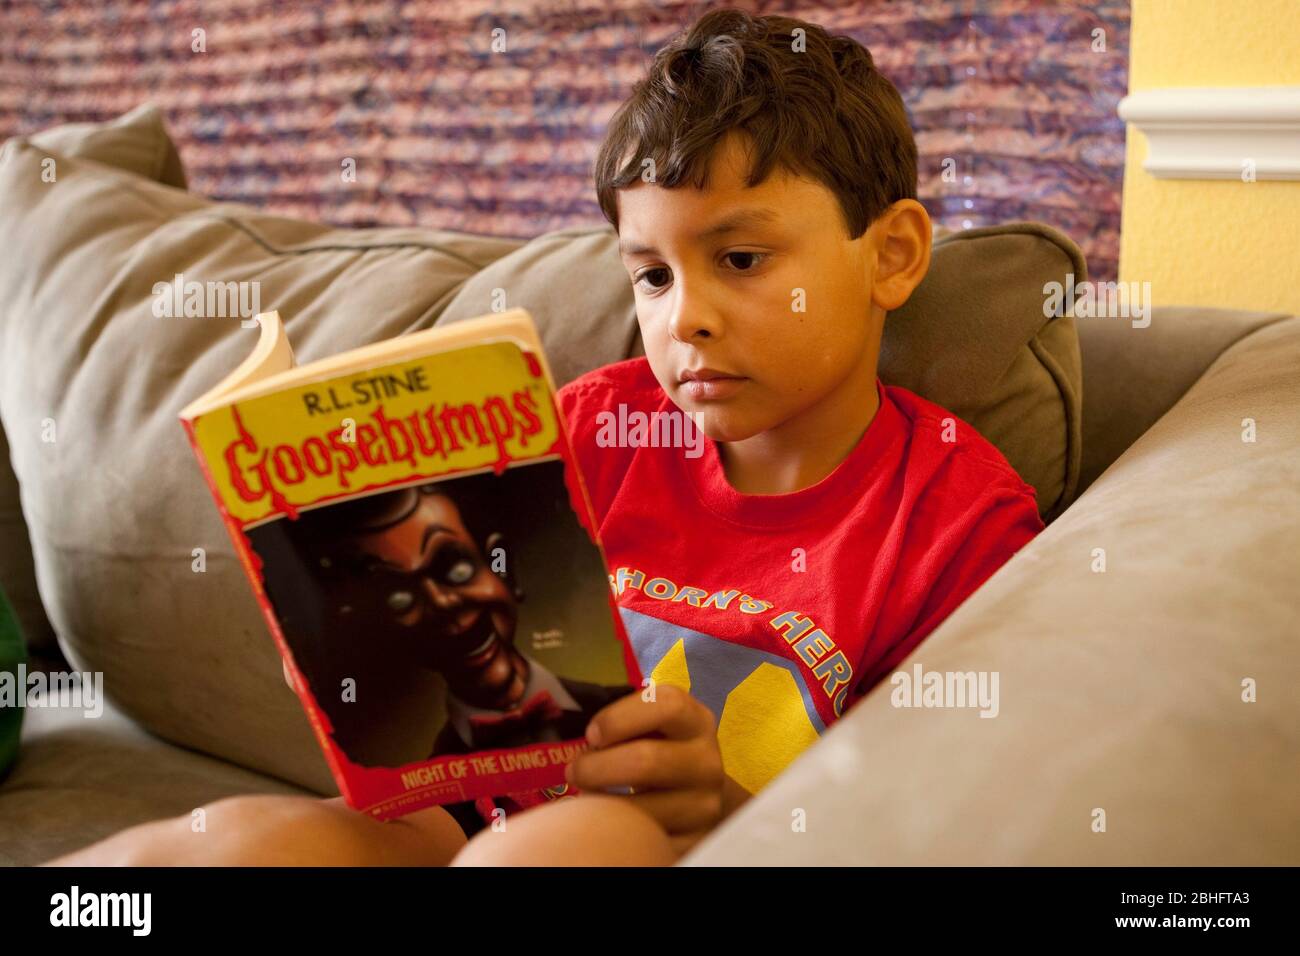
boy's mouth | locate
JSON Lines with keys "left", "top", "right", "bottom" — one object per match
{"left": 679, "top": 367, "right": 747, "bottom": 401}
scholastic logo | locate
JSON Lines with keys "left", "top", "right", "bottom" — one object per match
{"left": 50, "top": 886, "right": 151, "bottom": 936}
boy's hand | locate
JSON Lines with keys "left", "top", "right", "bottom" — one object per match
{"left": 565, "top": 683, "right": 750, "bottom": 856}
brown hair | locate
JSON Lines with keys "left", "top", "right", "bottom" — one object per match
{"left": 593, "top": 8, "right": 917, "bottom": 240}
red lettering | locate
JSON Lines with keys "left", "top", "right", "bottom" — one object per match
{"left": 356, "top": 424, "right": 387, "bottom": 466}
{"left": 301, "top": 437, "right": 332, "bottom": 476}
{"left": 224, "top": 406, "right": 298, "bottom": 519}
{"left": 409, "top": 409, "right": 445, "bottom": 459}
{"left": 482, "top": 396, "right": 515, "bottom": 471}
{"left": 374, "top": 404, "right": 416, "bottom": 467}
{"left": 512, "top": 389, "right": 542, "bottom": 445}
{"left": 223, "top": 429, "right": 265, "bottom": 503}
{"left": 439, "top": 403, "right": 487, "bottom": 451}
{"left": 327, "top": 428, "right": 359, "bottom": 488}
{"left": 272, "top": 444, "right": 305, "bottom": 484}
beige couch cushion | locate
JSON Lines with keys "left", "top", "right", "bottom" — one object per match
{"left": 0, "top": 106, "right": 1080, "bottom": 789}
{"left": 685, "top": 315, "right": 1300, "bottom": 865}
{"left": 0, "top": 692, "right": 313, "bottom": 866}
{"left": 1075, "top": 305, "right": 1292, "bottom": 494}
{"left": 29, "top": 102, "right": 188, "bottom": 189}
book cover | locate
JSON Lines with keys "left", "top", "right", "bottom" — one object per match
{"left": 181, "top": 312, "right": 639, "bottom": 820}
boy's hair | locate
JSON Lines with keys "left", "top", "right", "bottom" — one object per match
{"left": 593, "top": 8, "right": 917, "bottom": 240}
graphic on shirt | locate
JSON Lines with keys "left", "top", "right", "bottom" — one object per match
{"left": 619, "top": 606, "right": 829, "bottom": 794}
{"left": 610, "top": 566, "right": 857, "bottom": 715}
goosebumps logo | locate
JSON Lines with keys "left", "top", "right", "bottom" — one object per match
{"left": 223, "top": 388, "right": 545, "bottom": 516}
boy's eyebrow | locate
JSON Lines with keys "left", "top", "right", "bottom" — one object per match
{"left": 618, "top": 207, "right": 782, "bottom": 257}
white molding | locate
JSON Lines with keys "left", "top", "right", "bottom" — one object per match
{"left": 1117, "top": 86, "right": 1300, "bottom": 181}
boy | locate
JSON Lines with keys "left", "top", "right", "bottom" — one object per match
{"left": 48, "top": 9, "right": 1042, "bottom": 867}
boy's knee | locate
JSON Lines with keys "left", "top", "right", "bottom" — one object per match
{"left": 49, "top": 795, "right": 337, "bottom": 866}
{"left": 452, "top": 795, "right": 676, "bottom": 867}
{"left": 205, "top": 794, "right": 466, "bottom": 866}
{"left": 197, "top": 794, "right": 373, "bottom": 865}
{"left": 47, "top": 793, "right": 462, "bottom": 867}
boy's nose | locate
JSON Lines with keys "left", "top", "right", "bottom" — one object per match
{"left": 667, "top": 285, "right": 725, "bottom": 343}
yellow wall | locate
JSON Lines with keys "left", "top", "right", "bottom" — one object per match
{"left": 1120, "top": 0, "right": 1300, "bottom": 314}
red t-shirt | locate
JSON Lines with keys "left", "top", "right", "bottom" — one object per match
{"left": 477, "top": 356, "right": 1043, "bottom": 822}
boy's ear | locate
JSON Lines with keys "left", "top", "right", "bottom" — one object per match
{"left": 869, "top": 199, "right": 932, "bottom": 313}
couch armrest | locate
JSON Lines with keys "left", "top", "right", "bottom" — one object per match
{"left": 1076, "top": 305, "right": 1291, "bottom": 493}
{"left": 683, "top": 315, "right": 1300, "bottom": 866}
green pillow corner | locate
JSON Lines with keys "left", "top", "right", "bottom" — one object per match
{"left": 0, "top": 580, "right": 26, "bottom": 780}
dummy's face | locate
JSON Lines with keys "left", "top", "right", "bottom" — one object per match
{"left": 344, "top": 493, "right": 520, "bottom": 700}
{"left": 616, "top": 130, "right": 881, "bottom": 443}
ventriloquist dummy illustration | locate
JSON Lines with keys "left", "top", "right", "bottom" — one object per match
{"left": 245, "top": 460, "right": 633, "bottom": 768}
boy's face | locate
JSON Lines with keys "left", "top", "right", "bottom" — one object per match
{"left": 616, "top": 131, "right": 882, "bottom": 444}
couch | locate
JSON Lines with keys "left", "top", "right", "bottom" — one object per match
{"left": 1, "top": 107, "right": 1296, "bottom": 866}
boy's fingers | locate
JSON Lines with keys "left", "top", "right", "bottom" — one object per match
{"left": 587, "top": 685, "right": 711, "bottom": 748}
{"left": 623, "top": 788, "right": 726, "bottom": 834}
{"left": 282, "top": 658, "right": 294, "bottom": 690}
{"left": 568, "top": 737, "right": 720, "bottom": 792}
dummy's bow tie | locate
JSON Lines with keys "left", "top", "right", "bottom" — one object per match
{"left": 467, "top": 690, "right": 567, "bottom": 741}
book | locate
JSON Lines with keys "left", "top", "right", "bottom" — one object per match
{"left": 180, "top": 309, "right": 639, "bottom": 820}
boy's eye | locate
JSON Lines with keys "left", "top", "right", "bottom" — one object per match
{"left": 633, "top": 267, "right": 671, "bottom": 291}
{"left": 633, "top": 252, "right": 768, "bottom": 293}
{"left": 724, "top": 251, "right": 767, "bottom": 271}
